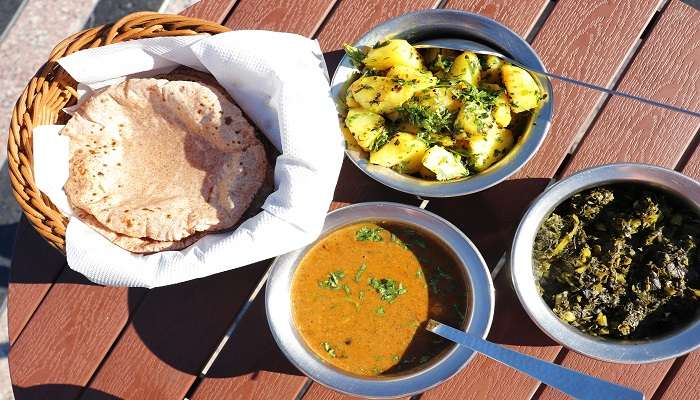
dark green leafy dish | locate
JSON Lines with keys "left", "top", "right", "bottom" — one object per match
{"left": 534, "top": 184, "right": 700, "bottom": 339}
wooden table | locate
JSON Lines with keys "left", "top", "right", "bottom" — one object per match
{"left": 7, "top": 0, "right": 700, "bottom": 399}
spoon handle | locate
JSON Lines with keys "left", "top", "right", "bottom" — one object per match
{"left": 526, "top": 68, "right": 700, "bottom": 118}
{"left": 426, "top": 320, "right": 644, "bottom": 400}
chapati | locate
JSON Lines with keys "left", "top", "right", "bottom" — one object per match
{"left": 63, "top": 77, "right": 267, "bottom": 245}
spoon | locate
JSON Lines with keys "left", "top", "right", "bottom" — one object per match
{"left": 426, "top": 320, "right": 644, "bottom": 400}
{"left": 414, "top": 38, "right": 700, "bottom": 118}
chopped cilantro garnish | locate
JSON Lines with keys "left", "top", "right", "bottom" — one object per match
{"left": 410, "top": 236, "right": 427, "bottom": 249}
{"left": 368, "top": 130, "right": 390, "bottom": 152}
{"left": 436, "top": 266, "right": 453, "bottom": 280}
{"left": 391, "top": 233, "right": 409, "bottom": 250}
{"left": 342, "top": 284, "right": 351, "bottom": 295}
{"left": 368, "top": 277, "right": 407, "bottom": 302}
{"left": 318, "top": 271, "right": 345, "bottom": 289}
{"left": 343, "top": 44, "right": 365, "bottom": 69}
{"left": 376, "top": 306, "right": 385, "bottom": 315}
{"left": 354, "top": 262, "right": 367, "bottom": 282}
{"left": 428, "top": 276, "right": 440, "bottom": 294}
{"left": 430, "top": 53, "right": 454, "bottom": 74}
{"left": 356, "top": 226, "right": 384, "bottom": 241}
{"left": 322, "top": 342, "right": 337, "bottom": 358}
{"left": 397, "top": 101, "right": 455, "bottom": 138}
{"left": 449, "top": 83, "right": 497, "bottom": 110}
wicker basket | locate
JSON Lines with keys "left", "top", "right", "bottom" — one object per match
{"left": 6, "top": 12, "right": 229, "bottom": 252}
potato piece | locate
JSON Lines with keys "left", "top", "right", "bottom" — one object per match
{"left": 369, "top": 132, "right": 428, "bottom": 174}
{"left": 501, "top": 64, "right": 541, "bottom": 112}
{"left": 345, "top": 108, "right": 387, "bottom": 151}
{"left": 340, "top": 123, "right": 363, "bottom": 152}
{"left": 458, "top": 128, "right": 515, "bottom": 172}
{"left": 416, "top": 87, "right": 461, "bottom": 113}
{"left": 386, "top": 65, "right": 438, "bottom": 92}
{"left": 481, "top": 55, "right": 503, "bottom": 84}
{"left": 492, "top": 91, "right": 512, "bottom": 127}
{"left": 345, "top": 89, "right": 360, "bottom": 108}
{"left": 350, "top": 76, "right": 416, "bottom": 114}
{"left": 448, "top": 52, "right": 481, "bottom": 86}
{"left": 364, "top": 40, "right": 424, "bottom": 71}
{"left": 422, "top": 146, "right": 468, "bottom": 181}
{"left": 481, "top": 83, "right": 512, "bottom": 127}
{"left": 455, "top": 99, "right": 497, "bottom": 137}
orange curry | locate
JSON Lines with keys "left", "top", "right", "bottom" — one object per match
{"left": 291, "top": 221, "right": 468, "bottom": 376}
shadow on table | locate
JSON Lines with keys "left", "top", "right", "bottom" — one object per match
{"left": 8, "top": 216, "right": 67, "bottom": 285}
{"left": 126, "top": 260, "right": 302, "bottom": 379}
{"left": 487, "top": 268, "right": 559, "bottom": 347}
{"left": 13, "top": 384, "right": 121, "bottom": 400}
{"left": 202, "top": 291, "right": 302, "bottom": 378}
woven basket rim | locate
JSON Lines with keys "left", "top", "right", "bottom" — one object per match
{"left": 6, "top": 12, "right": 230, "bottom": 253}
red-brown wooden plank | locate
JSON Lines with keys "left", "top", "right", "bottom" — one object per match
{"left": 653, "top": 352, "right": 700, "bottom": 399}
{"left": 223, "top": 0, "right": 336, "bottom": 35}
{"left": 315, "top": 0, "right": 440, "bottom": 52}
{"left": 80, "top": 261, "right": 270, "bottom": 400}
{"left": 8, "top": 218, "right": 66, "bottom": 345}
{"left": 180, "top": 0, "right": 238, "bottom": 22}
{"left": 444, "top": 0, "right": 550, "bottom": 38}
{"left": 563, "top": 1, "right": 700, "bottom": 174}
{"left": 681, "top": 139, "right": 700, "bottom": 179}
{"left": 9, "top": 269, "right": 146, "bottom": 399}
{"left": 422, "top": 0, "right": 666, "bottom": 399}
{"left": 531, "top": 2, "right": 700, "bottom": 399}
{"left": 190, "top": 290, "right": 308, "bottom": 400}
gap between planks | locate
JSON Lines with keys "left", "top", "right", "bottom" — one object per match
{"left": 563, "top": 0, "right": 670, "bottom": 158}
{"left": 183, "top": 267, "right": 272, "bottom": 400}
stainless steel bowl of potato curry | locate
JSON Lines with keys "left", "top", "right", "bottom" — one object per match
{"left": 331, "top": 10, "right": 553, "bottom": 197}
{"left": 266, "top": 203, "right": 494, "bottom": 398}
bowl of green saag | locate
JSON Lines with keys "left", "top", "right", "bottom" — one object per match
{"left": 511, "top": 163, "right": 700, "bottom": 363}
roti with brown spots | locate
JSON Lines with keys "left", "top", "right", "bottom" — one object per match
{"left": 63, "top": 76, "right": 267, "bottom": 251}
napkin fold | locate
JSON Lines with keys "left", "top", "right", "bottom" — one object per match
{"left": 33, "top": 31, "right": 344, "bottom": 287}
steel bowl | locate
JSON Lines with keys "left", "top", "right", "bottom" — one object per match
{"left": 511, "top": 163, "right": 700, "bottom": 363}
{"left": 266, "top": 202, "right": 494, "bottom": 398}
{"left": 330, "top": 9, "right": 554, "bottom": 197}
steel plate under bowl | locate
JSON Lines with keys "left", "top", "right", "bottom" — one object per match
{"left": 511, "top": 163, "right": 700, "bottom": 363}
{"left": 266, "top": 202, "right": 495, "bottom": 398}
{"left": 330, "top": 9, "right": 554, "bottom": 197}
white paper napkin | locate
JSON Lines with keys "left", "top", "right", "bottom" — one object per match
{"left": 32, "top": 31, "right": 344, "bottom": 288}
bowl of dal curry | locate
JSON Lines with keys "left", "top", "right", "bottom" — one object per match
{"left": 266, "top": 202, "right": 494, "bottom": 398}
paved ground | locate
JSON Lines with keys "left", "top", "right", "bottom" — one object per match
{"left": 0, "top": 0, "right": 196, "bottom": 397}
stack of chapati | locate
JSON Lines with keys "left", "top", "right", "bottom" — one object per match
{"left": 62, "top": 71, "right": 268, "bottom": 253}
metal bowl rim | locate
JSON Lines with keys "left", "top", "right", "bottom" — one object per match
{"left": 265, "top": 202, "right": 495, "bottom": 398}
{"left": 510, "top": 163, "right": 700, "bottom": 363}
